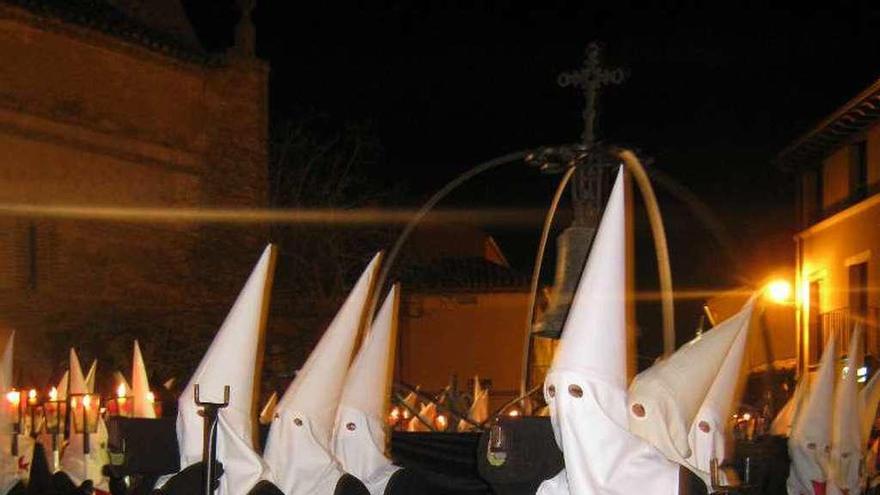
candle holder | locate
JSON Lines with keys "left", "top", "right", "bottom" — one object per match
{"left": 44, "top": 387, "right": 66, "bottom": 472}
{"left": 146, "top": 391, "right": 162, "bottom": 418}
{"left": 5, "top": 390, "right": 22, "bottom": 456}
{"left": 107, "top": 384, "right": 133, "bottom": 418}
{"left": 70, "top": 393, "right": 101, "bottom": 454}
{"left": 25, "top": 389, "right": 45, "bottom": 437}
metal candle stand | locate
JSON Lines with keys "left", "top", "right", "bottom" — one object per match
{"left": 194, "top": 384, "right": 230, "bottom": 495}
{"left": 709, "top": 456, "right": 755, "bottom": 495}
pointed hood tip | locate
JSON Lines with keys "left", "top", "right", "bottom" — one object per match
{"left": 275, "top": 252, "right": 383, "bottom": 444}
{"left": 551, "top": 168, "right": 627, "bottom": 384}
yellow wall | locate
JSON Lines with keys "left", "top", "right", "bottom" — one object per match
{"left": 823, "top": 147, "right": 850, "bottom": 208}
{"left": 706, "top": 290, "right": 797, "bottom": 371}
{"left": 799, "top": 197, "right": 880, "bottom": 361}
{"left": 397, "top": 291, "right": 530, "bottom": 412}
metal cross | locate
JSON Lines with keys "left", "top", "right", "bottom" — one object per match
{"left": 558, "top": 42, "right": 626, "bottom": 147}
{"left": 558, "top": 42, "right": 626, "bottom": 224}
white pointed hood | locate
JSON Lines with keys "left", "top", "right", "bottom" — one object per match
{"left": 84, "top": 360, "right": 97, "bottom": 394}
{"left": 788, "top": 335, "right": 838, "bottom": 494}
{"left": 860, "top": 365, "right": 880, "bottom": 444}
{"left": 0, "top": 332, "right": 32, "bottom": 494}
{"left": 537, "top": 168, "right": 679, "bottom": 495}
{"left": 263, "top": 252, "right": 381, "bottom": 495}
{"left": 830, "top": 327, "right": 863, "bottom": 493}
{"left": 61, "top": 349, "right": 108, "bottom": 489}
{"left": 68, "top": 349, "right": 87, "bottom": 395}
{"left": 176, "top": 245, "right": 276, "bottom": 495}
{"left": 771, "top": 377, "right": 808, "bottom": 437}
{"left": 113, "top": 372, "right": 131, "bottom": 395}
{"left": 333, "top": 286, "right": 401, "bottom": 494}
{"left": 458, "top": 377, "right": 489, "bottom": 431}
{"left": 56, "top": 371, "right": 69, "bottom": 401}
{"left": 131, "top": 341, "right": 155, "bottom": 419}
{"left": 686, "top": 299, "right": 754, "bottom": 486}
{"left": 628, "top": 298, "right": 754, "bottom": 463}
{"left": 259, "top": 392, "right": 278, "bottom": 426}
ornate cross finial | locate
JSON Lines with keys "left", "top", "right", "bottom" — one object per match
{"left": 558, "top": 42, "right": 626, "bottom": 146}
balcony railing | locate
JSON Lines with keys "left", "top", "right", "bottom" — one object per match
{"left": 812, "top": 306, "right": 880, "bottom": 364}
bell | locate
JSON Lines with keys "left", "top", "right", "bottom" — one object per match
{"left": 532, "top": 226, "right": 596, "bottom": 338}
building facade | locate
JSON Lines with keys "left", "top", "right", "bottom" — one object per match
{"left": 0, "top": 1, "right": 268, "bottom": 384}
{"left": 394, "top": 227, "right": 532, "bottom": 413}
{"left": 780, "top": 78, "right": 880, "bottom": 374}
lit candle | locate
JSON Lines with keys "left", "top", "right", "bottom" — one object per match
{"left": 435, "top": 414, "right": 447, "bottom": 431}
{"left": 6, "top": 390, "right": 20, "bottom": 424}
{"left": 48, "top": 387, "right": 58, "bottom": 402}
{"left": 116, "top": 383, "right": 129, "bottom": 416}
{"left": 27, "top": 389, "right": 37, "bottom": 406}
{"left": 82, "top": 394, "right": 91, "bottom": 410}
{"left": 508, "top": 408, "right": 520, "bottom": 417}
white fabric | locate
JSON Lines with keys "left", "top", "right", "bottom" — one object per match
{"left": 771, "top": 377, "right": 808, "bottom": 437}
{"left": 131, "top": 341, "right": 156, "bottom": 419}
{"left": 861, "top": 363, "right": 880, "bottom": 444}
{"left": 333, "top": 286, "right": 401, "bottom": 494}
{"left": 537, "top": 168, "right": 679, "bottom": 495}
{"left": 176, "top": 245, "right": 276, "bottom": 495}
{"left": 788, "top": 335, "right": 838, "bottom": 495}
{"left": 406, "top": 402, "right": 436, "bottom": 432}
{"left": 0, "top": 333, "right": 30, "bottom": 495}
{"left": 84, "top": 360, "right": 97, "bottom": 394}
{"left": 263, "top": 252, "right": 381, "bottom": 495}
{"left": 61, "top": 349, "right": 108, "bottom": 490}
{"left": 458, "top": 377, "right": 488, "bottom": 431}
{"left": 830, "top": 327, "right": 863, "bottom": 493}
{"left": 686, "top": 299, "right": 754, "bottom": 487}
{"left": 56, "top": 371, "right": 69, "bottom": 401}
{"left": 259, "top": 392, "right": 278, "bottom": 426}
{"left": 628, "top": 299, "right": 751, "bottom": 463}
{"left": 113, "top": 372, "right": 131, "bottom": 395}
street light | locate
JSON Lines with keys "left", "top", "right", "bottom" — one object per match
{"left": 765, "top": 279, "right": 793, "bottom": 305}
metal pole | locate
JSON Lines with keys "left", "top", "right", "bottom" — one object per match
{"left": 518, "top": 167, "right": 577, "bottom": 400}
{"left": 195, "top": 384, "right": 230, "bottom": 495}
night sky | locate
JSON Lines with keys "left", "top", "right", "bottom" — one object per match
{"left": 185, "top": 2, "right": 880, "bottom": 342}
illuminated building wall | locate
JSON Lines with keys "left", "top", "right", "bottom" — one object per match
{"left": 0, "top": 2, "right": 267, "bottom": 382}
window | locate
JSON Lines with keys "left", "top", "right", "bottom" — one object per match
{"left": 849, "top": 261, "right": 869, "bottom": 355}
{"left": 850, "top": 140, "right": 868, "bottom": 199}
{"left": 800, "top": 168, "right": 823, "bottom": 225}
{"left": 809, "top": 280, "right": 821, "bottom": 364}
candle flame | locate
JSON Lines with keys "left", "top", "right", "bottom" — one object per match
{"left": 48, "top": 387, "right": 58, "bottom": 402}
{"left": 117, "top": 383, "right": 127, "bottom": 398}
{"left": 146, "top": 391, "right": 155, "bottom": 403}
{"left": 508, "top": 409, "right": 520, "bottom": 417}
{"left": 28, "top": 389, "right": 36, "bottom": 401}
{"left": 435, "top": 414, "right": 447, "bottom": 430}
{"left": 6, "top": 390, "right": 20, "bottom": 406}
{"left": 82, "top": 395, "right": 91, "bottom": 409}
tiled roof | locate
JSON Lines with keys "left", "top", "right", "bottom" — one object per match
{"left": 3, "top": 0, "right": 214, "bottom": 63}
{"left": 395, "top": 257, "right": 530, "bottom": 293}
{"left": 778, "top": 78, "right": 880, "bottom": 169}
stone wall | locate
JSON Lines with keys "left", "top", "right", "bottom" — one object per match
{"left": 0, "top": 4, "right": 269, "bottom": 385}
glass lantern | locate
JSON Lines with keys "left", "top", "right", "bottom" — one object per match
{"left": 71, "top": 394, "right": 101, "bottom": 435}
{"left": 107, "top": 383, "right": 132, "bottom": 417}
{"left": 44, "top": 387, "right": 68, "bottom": 435}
